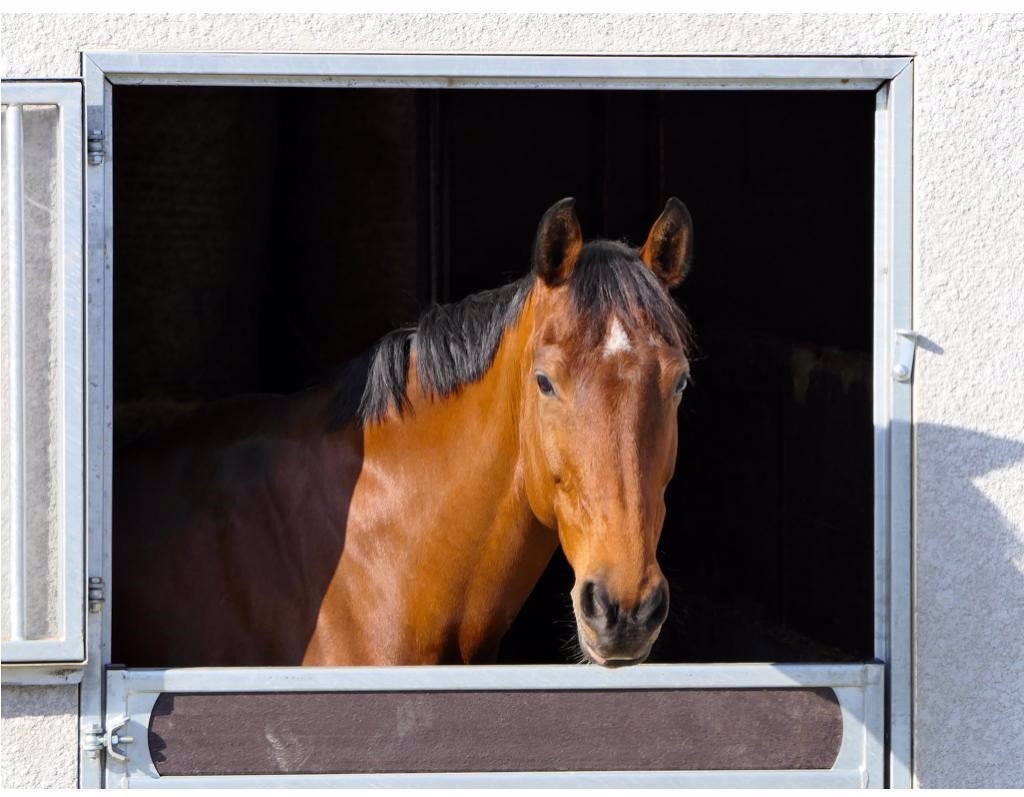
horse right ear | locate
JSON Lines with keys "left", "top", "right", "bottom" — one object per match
{"left": 532, "top": 197, "right": 583, "bottom": 286}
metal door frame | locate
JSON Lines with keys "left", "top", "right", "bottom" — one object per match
{"left": 79, "top": 52, "right": 914, "bottom": 788}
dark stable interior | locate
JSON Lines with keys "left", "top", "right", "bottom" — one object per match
{"left": 113, "top": 85, "right": 875, "bottom": 663}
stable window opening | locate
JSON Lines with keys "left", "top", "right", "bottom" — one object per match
{"left": 110, "top": 85, "right": 875, "bottom": 667}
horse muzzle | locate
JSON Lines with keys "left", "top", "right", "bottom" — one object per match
{"left": 574, "top": 579, "right": 669, "bottom": 667}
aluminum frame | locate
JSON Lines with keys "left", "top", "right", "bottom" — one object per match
{"left": 876, "top": 61, "right": 915, "bottom": 790}
{"left": 103, "top": 663, "right": 884, "bottom": 789}
{"left": 78, "top": 52, "right": 914, "bottom": 789}
{"left": 83, "top": 52, "right": 907, "bottom": 91}
{"left": 1, "top": 81, "right": 85, "bottom": 667}
{"left": 80, "top": 57, "right": 115, "bottom": 789}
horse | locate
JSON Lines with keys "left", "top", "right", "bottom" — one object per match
{"left": 112, "top": 197, "right": 695, "bottom": 668}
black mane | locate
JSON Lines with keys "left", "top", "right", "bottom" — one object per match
{"left": 329, "top": 240, "right": 691, "bottom": 428}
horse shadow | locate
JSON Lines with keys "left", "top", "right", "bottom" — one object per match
{"left": 910, "top": 420, "right": 1024, "bottom": 787}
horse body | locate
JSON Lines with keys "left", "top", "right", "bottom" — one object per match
{"left": 114, "top": 390, "right": 352, "bottom": 665}
{"left": 115, "top": 301, "right": 555, "bottom": 666}
{"left": 113, "top": 198, "right": 694, "bottom": 668}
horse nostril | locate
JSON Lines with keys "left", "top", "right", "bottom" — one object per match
{"left": 580, "top": 580, "right": 618, "bottom": 629}
{"left": 638, "top": 584, "right": 670, "bottom": 631}
{"left": 580, "top": 580, "right": 600, "bottom": 622}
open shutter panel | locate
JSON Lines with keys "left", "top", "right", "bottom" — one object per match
{"left": 2, "top": 82, "right": 85, "bottom": 664}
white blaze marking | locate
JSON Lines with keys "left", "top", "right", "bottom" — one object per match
{"left": 603, "top": 317, "right": 632, "bottom": 356}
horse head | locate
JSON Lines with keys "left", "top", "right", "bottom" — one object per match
{"left": 521, "top": 197, "right": 694, "bottom": 666}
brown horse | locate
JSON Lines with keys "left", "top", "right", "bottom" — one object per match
{"left": 112, "top": 197, "right": 694, "bottom": 668}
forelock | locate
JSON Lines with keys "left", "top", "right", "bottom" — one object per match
{"left": 567, "top": 241, "right": 691, "bottom": 351}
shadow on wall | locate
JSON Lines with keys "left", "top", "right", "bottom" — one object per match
{"left": 913, "top": 420, "right": 1024, "bottom": 787}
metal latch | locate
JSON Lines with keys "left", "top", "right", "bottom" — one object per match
{"left": 892, "top": 329, "right": 919, "bottom": 383}
{"left": 87, "top": 129, "right": 105, "bottom": 166}
{"left": 81, "top": 717, "right": 135, "bottom": 762}
{"left": 104, "top": 716, "right": 135, "bottom": 762}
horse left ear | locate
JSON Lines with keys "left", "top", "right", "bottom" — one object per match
{"left": 533, "top": 197, "right": 583, "bottom": 287}
{"left": 640, "top": 197, "right": 693, "bottom": 288}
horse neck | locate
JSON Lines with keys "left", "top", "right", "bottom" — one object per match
{"left": 406, "top": 285, "right": 539, "bottom": 499}
{"left": 354, "top": 288, "right": 556, "bottom": 662}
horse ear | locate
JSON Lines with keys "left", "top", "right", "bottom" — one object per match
{"left": 640, "top": 197, "right": 693, "bottom": 288}
{"left": 532, "top": 197, "right": 583, "bottom": 286}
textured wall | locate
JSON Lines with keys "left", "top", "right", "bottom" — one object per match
{"left": 0, "top": 685, "right": 79, "bottom": 788}
{"left": 0, "top": 12, "right": 1022, "bottom": 789}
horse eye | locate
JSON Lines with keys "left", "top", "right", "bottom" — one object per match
{"left": 675, "top": 375, "right": 690, "bottom": 396}
{"left": 536, "top": 373, "right": 556, "bottom": 396}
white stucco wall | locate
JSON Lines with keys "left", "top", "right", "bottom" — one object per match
{"left": 1, "top": 685, "right": 79, "bottom": 788}
{"left": 1, "top": 12, "right": 1022, "bottom": 789}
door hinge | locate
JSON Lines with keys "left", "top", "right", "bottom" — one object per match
{"left": 88, "top": 576, "right": 105, "bottom": 613}
{"left": 81, "top": 717, "right": 134, "bottom": 762}
{"left": 892, "top": 329, "right": 919, "bottom": 383}
{"left": 82, "top": 724, "right": 104, "bottom": 759}
{"left": 87, "top": 129, "right": 105, "bottom": 165}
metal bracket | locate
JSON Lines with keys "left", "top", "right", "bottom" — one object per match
{"left": 104, "top": 716, "right": 135, "bottom": 763}
{"left": 892, "top": 329, "right": 919, "bottom": 383}
{"left": 87, "top": 128, "right": 104, "bottom": 165}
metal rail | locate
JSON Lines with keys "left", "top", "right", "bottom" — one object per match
{"left": 4, "top": 103, "right": 27, "bottom": 642}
